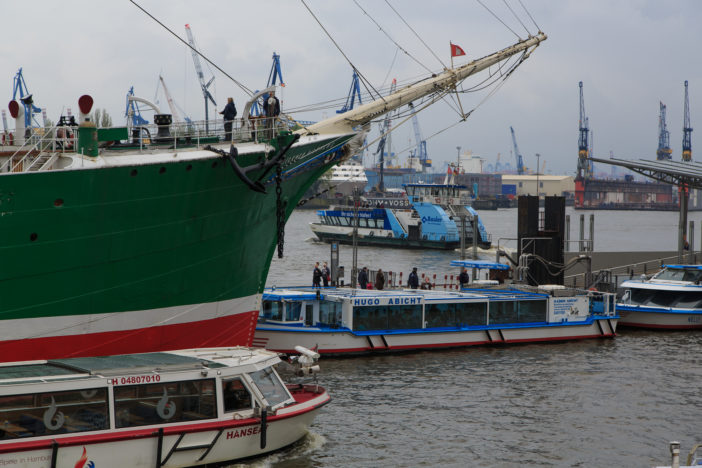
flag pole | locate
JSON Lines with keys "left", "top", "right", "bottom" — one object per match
{"left": 450, "top": 41, "right": 454, "bottom": 69}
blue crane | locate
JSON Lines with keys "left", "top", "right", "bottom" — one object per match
{"left": 125, "top": 87, "right": 149, "bottom": 127}
{"left": 251, "top": 52, "right": 285, "bottom": 117}
{"left": 683, "top": 80, "right": 693, "bottom": 162}
{"left": 408, "top": 102, "right": 431, "bottom": 170}
{"left": 337, "top": 69, "right": 362, "bottom": 114}
{"left": 509, "top": 126, "right": 525, "bottom": 175}
{"left": 12, "top": 68, "right": 41, "bottom": 127}
{"left": 577, "top": 81, "right": 593, "bottom": 179}
{"left": 185, "top": 24, "right": 216, "bottom": 131}
{"left": 656, "top": 101, "right": 672, "bottom": 160}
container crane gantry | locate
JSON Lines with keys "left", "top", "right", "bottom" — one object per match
{"left": 657, "top": 101, "right": 672, "bottom": 160}
{"left": 509, "top": 126, "right": 525, "bottom": 175}
{"left": 577, "top": 81, "right": 593, "bottom": 180}
{"left": 408, "top": 102, "right": 431, "bottom": 171}
{"left": 185, "top": 24, "right": 216, "bottom": 132}
{"left": 683, "top": 80, "right": 693, "bottom": 162}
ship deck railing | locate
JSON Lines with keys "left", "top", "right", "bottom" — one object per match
{"left": 0, "top": 115, "right": 305, "bottom": 171}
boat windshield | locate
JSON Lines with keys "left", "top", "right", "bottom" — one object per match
{"left": 654, "top": 268, "right": 702, "bottom": 283}
{"left": 249, "top": 368, "right": 291, "bottom": 408}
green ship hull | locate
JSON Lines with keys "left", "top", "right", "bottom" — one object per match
{"left": 0, "top": 131, "right": 355, "bottom": 361}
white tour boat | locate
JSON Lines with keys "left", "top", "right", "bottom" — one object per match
{"left": 254, "top": 284, "right": 617, "bottom": 355}
{"left": 0, "top": 347, "right": 327, "bottom": 467}
{"left": 617, "top": 264, "right": 702, "bottom": 329}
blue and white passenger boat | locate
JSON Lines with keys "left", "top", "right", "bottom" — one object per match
{"left": 254, "top": 285, "right": 617, "bottom": 355}
{"left": 617, "top": 264, "right": 702, "bottom": 329}
{"left": 309, "top": 183, "right": 491, "bottom": 250}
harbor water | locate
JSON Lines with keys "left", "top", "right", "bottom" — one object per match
{"left": 242, "top": 208, "right": 702, "bottom": 467}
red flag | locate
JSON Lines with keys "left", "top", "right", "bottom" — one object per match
{"left": 450, "top": 43, "right": 466, "bottom": 58}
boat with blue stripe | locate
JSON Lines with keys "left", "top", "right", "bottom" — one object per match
{"left": 254, "top": 284, "right": 618, "bottom": 355}
{"left": 617, "top": 264, "right": 702, "bottom": 329}
{"left": 309, "top": 183, "right": 491, "bottom": 250}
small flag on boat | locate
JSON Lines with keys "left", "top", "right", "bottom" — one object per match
{"left": 450, "top": 42, "right": 466, "bottom": 57}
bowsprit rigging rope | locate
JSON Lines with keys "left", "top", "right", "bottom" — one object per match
{"left": 518, "top": 0, "right": 542, "bottom": 32}
{"left": 128, "top": 0, "right": 254, "bottom": 97}
{"left": 300, "top": 0, "right": 385, "bottom": 102}
{"left": 476, "top": 0, "right": 522, "bottom": 40}
{"left": 384, "top": 0, "right": 448, "bottom": 70}
{"left": 352, "top": 0, "right": 435, "bottom": 75}
{"left": 503, "top": 0, "right": 531, "bottom": 36}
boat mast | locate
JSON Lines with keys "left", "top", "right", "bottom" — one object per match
{"left": 299, "top": 33, "right": 546, "bottom": 136}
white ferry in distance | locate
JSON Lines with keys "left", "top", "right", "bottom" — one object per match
{"left": 0, "top": 347, "right": 327, "bottom": 467}
{"left": 254, "top": 284, "right": 617, "bottom": 355}
{"left": 617, "top": 264, "right": 702, "bottom": 329}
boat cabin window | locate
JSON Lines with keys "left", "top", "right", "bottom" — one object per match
{"left": 489, "top": 300, "right": 547, "bottom": 324}
{"left": 425, "top": 302, "right": 487, "bottom": 328}
{"left": 0, "top": 388, "right": 108, "bottom": 440}
{"left": 353, "top": 304, "right": 423, "bottom": 331}
{"left": 671, "top": 291, "right": 702, "bottom": 309}
{"left": 655, "top": 268, "right": 702, "bottom": 283}
{"left": 319, "top": 300, "right": 342, "bottom": 327}
{"left": 249, "top": 368, "right": 291, "bottom": 408}
{"left": 222, "top": 378, "right": 253, "bottom": 412}
{"left": 114, "top": 379, "right": 215, "bottom": 428}
{"left": 629, "top": 288, "right": 702, "bottom": 308}
{"left": 286, "top": 302, "right": 302, "bottom": 321}
{"left": 262, "top": 300, "right": 283, "bottom": 321}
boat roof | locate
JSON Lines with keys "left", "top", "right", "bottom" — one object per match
{"left": 662, "top": 264, "right": 702, "bottom": 270}
{"left": 0, "top": 347, "right": 278, "bottom": 384}
{"left": 263, "top": 286, "right": 547, "bottom": 301}
{"left": 450, "top": 259, "right": 511, "bottom": 271}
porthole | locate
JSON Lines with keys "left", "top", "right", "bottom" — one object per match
{"left": 131, "top": 169, "right": 138, "bottom": 177}
{"left": 30, "top": 233, "right": 38, "bottom": 242}
{"left": 54, "top": 199, "right": 64, "bottom": 207}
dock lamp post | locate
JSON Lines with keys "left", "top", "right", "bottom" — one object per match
{"left": 536, "top": 153, "right": 541, "bottom": 197}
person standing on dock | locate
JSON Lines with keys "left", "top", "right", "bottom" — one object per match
{"left": 312, "top": 262, "right": 322, "bottom": 288}
{"left": 408, "top": 267, "right": 419, "bottom": 289}
{"left": 358, "top": 267, "right": 369, "bottom": 289}
{"left": 375, "top": 269, "right": 385, "bottom": 290}
{"left": 219, "top": 97, "right": 237, "bottom": 142}
{"left": 459, "top": 268, "right": 470, "bottom": 289}
{"left": 322, "top": 262, "right": 330, "bottom": 287}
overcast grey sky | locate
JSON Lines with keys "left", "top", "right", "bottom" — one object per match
{"left": 1, "top": 1, "right": 700, "bottom": 176}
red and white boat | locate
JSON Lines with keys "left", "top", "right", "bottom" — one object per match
{"left": 0, "top": 347, "right": 328, "bottom": 467}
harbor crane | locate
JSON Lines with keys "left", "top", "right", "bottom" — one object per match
{"left": 408, "top": 101, "right": 431, "bottom": 171}
{"left": 156, "top": 75, "right": 191, "bottom": 124}
{"left": 12, "top": 68, "right": 41, "bottom": 128}
{"left": 657, "top": 101, "right": 672, "bottom": 160}
{"left": 250, "top": 52, "right": 285, "bottom": 117}
{"left": 374, "top": 78, "right": 397, "bottom": 191}
{"left": 337, "top": 69, "right": 362, "bottom": 114}
{"left": 577, "top": 81, "right": 593, "bottom": 179}
{"left": 682, "top": 80, "right": 693, "bottom": 162}
{"left": 185, "top": 24, "right": 216, "bottom": 131}
{"left": 125, "top": 87, "right": 149, "bottom": 127}
{"left": 509, "top": 126, "right": 525, "bottom": 175}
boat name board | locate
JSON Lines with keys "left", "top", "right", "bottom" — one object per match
{"left": 226, "top": 425, "right": 261, "bottom": 439}
{"left": 552, "top": 297, "right": 586, "bottom": 316}
{"left": 353, "top": 297, "right": 422, "bottom": 306}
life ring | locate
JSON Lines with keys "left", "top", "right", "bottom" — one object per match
{"left": 368, "top": 231, "right": 375, "bottom": 237}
